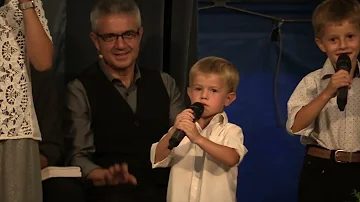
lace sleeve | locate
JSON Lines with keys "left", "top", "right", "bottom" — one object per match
{"left": 33, "top": 0, "right": 52, "bottom": 41}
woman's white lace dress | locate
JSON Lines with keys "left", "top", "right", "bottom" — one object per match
{"left": 0, "top": 0, "right": 51, "bottom": 201}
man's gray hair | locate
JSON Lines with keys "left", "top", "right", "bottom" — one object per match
{"left": 90, "top": 0, "right": 141, "bottom": 32}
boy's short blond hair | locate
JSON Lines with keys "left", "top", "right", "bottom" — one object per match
{"left": 189, "top": 56, "right": 239, "bottom": 93}
{"left": 312, "top": 0, "right": 360, "bottom": 38}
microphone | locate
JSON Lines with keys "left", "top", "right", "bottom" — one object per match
{"left": 168, "top": 102, "right": 204, "bottom": 150}
{"left": 336, "top": 54, "right": 351, "bottom": 111}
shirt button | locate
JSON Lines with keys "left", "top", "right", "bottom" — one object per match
{"left": 134, "top": 121, "right": 139, "bottom": 126}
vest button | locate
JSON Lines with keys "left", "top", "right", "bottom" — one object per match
{"left": 134, "top": 121, "right": 139, "bottom": 126}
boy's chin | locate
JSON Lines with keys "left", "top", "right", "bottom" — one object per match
{"left": 201, "top": 111, "right": 222, "bottom": 119}
{"left": 201, "top": 113, "right": 214, "bottom": 119}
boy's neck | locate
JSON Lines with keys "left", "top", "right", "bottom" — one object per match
{"left": 197, "top": 118, "right": 212, "bottom": 129}
{"left": 197, "top": 111, "right": 224, "bottom": 129}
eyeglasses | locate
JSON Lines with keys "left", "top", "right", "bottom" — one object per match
{"left": 96, "top": 29, "right": 140, "bottom": 43}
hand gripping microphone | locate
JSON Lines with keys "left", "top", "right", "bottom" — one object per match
{"left": 168, "top": 102, "right": 204, "bottom": 150}
{"left": 336, "top": 54, "right": 351, "bottom": 111}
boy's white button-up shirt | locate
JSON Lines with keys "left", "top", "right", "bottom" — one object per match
{"left": 150, "top": 111, "right": 248, "bottom": 202}
{"left": 287, "top": 59, "right": 360, "bottom": 152}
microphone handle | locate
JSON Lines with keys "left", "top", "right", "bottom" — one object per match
{"left": 168, "top": 130, "right": 186, "bottom": 150}
{"left": 337, "top": 87, "right": 348, "bottom": 111}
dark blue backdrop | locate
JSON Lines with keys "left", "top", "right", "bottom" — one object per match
{"left": 198, "top": 3, "right": 327, "bottom": 202}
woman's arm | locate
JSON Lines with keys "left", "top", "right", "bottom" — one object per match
{"left": 20, "top": 0, "right": 54, "bottom": 71}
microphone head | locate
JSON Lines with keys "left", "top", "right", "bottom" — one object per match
{"left": 189, "top": 102, "right": 204, "bottom": 121}
{"left": 336, "top": 54, "right": 351, "bottom": 72}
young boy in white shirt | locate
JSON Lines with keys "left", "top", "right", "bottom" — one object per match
{"left": 286, "top": 0, "right": 360, "bottom": 201}
{"left": 150, "top": 56, "right": 248, "bottom": 202}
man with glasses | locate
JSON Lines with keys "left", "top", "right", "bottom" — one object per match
{"left": 64, "top": 0, "right": 184, "bottom": 201}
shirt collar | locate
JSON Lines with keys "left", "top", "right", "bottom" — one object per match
{"left": 209, "top": 111, "right": 228, "bottom": 126}
{"left": 195, "top": 111, "right": 229, "bottom": 132}
{"left": 320, "top": 58, "right": 360, "bottom": 80}
{"left": 98, "top": 59, "right": 141, "bottom": 83}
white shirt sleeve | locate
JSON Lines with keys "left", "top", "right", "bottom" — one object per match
{"left": 150, "top": 128, "right": 174, "bottom": 168}
{"left": 223, "top": 124, "right": 248, "bottom": 165}
{"left": 150, "top": 142, "right": 173, "bottom": 168}
{"left": 286, "top": 74, "right": 318, "bottom": 136}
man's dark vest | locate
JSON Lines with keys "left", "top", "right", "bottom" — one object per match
{"left": 78, "top": 62, "right": 170, "bottom": 185}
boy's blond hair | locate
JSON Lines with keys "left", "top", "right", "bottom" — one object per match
{"left": 189, "top": 56, "right": 239, "bottom": 93}
{"left": 312, "top": 0, "right": 360, "bottom": 38}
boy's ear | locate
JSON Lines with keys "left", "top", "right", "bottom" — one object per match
{"left": 225, "top": 92, "right": 236, "bottom": 107}
{"left": 315, "top": 37, "right": 326, "bottom": 53}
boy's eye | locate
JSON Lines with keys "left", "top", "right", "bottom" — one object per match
{"left": 210, "top": 89, "right": 217, "bottom": 92}
{"left": 329, "top": 38, "right": 336, "bottom": 42}
{"left": 195, "top": 87, "right": 201, "bottom": 91}
{"left": 348, "top": 34, "right": 354, "bottom": 39}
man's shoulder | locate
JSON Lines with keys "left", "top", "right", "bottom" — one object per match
{"left": 66, "top": 63, "right": 100, "bottom": 85}
{"left": 66, "top": 64, "right": 99, "bottom": 89}
{"left": 159, "top": 72, "right": 174, "bottom": 82}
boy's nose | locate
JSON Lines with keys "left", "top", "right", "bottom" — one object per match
{"left": 201, "top": 91, "right": 209, "bottom": 100}
{"left": 339, "top": 39, "right": 348, "bottom": 49}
